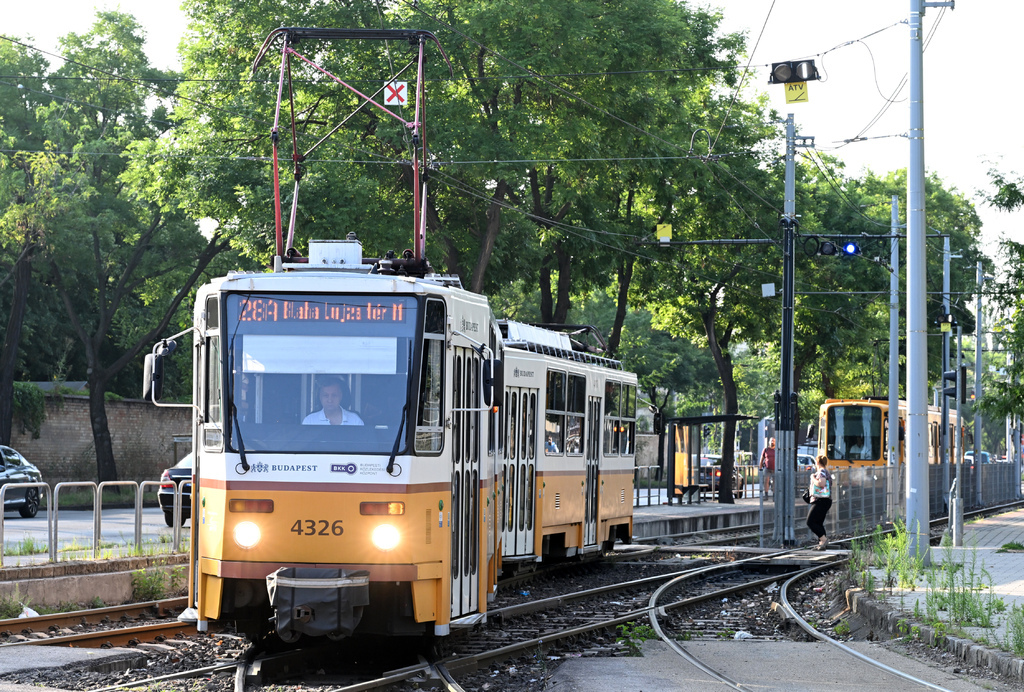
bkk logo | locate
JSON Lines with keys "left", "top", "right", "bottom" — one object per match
{"left": 512, "top": 367, "right": 535, "bottom": 379}
{"left": 331, "top": 463, "right": 358, "bottom": 475}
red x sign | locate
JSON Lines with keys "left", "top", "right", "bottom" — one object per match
{"left": 384, "top": 81, "right": 408, "bottom": 106}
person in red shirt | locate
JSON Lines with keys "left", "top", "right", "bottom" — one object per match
{"left": 759, "top": 438, "right": 776, "bottom": 493}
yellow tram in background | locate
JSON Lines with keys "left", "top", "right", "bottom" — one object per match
{"left": 816, "top": 398, "right": 951, "bottom": 468}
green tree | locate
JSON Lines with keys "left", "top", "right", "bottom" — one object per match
{"left": 978, "top": 167, "right": 1024, "bottom": 421}
{"left": 0, "top": 40, "right": 55, "bottom": 444}
{"left": 25, "top": 13, "right": 233, "bottom": 481}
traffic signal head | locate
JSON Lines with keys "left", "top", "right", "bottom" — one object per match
{"left": 818, "top": 238, "right": 860, "bottom": 256}
{"left": 941, "top": 364, "right": 968, "bottom": 404}
{"left": 769, "top": 60, "right": 819, "bottom": 84}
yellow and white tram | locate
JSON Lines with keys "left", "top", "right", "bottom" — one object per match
{"left": 147, "top": 240, "right": 636, "bottom": 642}
{"left": 143, "top": 26, "right": 636, "bottom": 643}
{"left": 817, "top": 398, "right": 950, "bottom": 468}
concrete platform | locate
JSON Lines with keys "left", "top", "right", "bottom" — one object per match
{"left": 546, "top": 639, "right": 1006, "bottom": 691}
{"left": 0, "top": 644, "right": 146, "bottom": 692}
{"left": 632, "top": 494, "right": 773, "bottom": 540}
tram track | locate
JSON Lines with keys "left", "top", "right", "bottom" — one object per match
{"left": 6, "top": 500, "right": 1024, "bottom": 691}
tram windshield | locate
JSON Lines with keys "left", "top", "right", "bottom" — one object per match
{"left": 825, "top": 405, "right": 882, "bottom": 461}
{"left": 224, "top": 294, "right": 417, "bottom": 454}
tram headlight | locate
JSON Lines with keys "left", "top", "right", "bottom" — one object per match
{"left": 233, "top": 521, "right": 262, "bottom": 549}
{"left": 371, "top": 523, "right": 400, "bottom": 551}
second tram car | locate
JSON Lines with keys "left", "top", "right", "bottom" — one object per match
{"left": 817, "top": 398, "right": 951, "bottom": 468}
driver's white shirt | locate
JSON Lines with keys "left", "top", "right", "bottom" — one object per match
{"left": 301, "top": 408, "right": 365, "bottom": 426}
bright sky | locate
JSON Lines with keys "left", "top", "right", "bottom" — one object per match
{"left": 3, "top": 0, "right": 1019, "bottom": 267}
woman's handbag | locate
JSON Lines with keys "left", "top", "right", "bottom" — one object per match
{"left": 802, "top": 489, "right": 812, "bottom": 504}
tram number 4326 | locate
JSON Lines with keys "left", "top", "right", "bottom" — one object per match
{"left": 290, "top": 519, "right": 344, "bottom": 536}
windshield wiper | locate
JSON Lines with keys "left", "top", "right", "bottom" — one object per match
{"left": 227, "top": 339, "right": 250, "bottom": 473}
{"left": 386, "top": 402, "right": 408, "bottom": 476}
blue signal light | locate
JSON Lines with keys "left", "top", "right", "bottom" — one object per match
{"left": 843, "top": 242, "right": 860, "bottom": 255}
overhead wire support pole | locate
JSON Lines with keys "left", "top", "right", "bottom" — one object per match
{"left": 888, "top": 195, "right": 900, "bottom": 491}
{"left": 773, "top": 113, "right": 810, "bottom": 548}
{"left": 941, "top": 237, "right": 951, "bottom": 507}
{"left": 907, "top": 0, "right": 953, "bottom": 564}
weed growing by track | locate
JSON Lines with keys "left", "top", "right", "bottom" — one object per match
{"left": 616, "top": 622, "right": 656, "bottom": 656}
{"left": 851, "top": 521, "right": 1024, "bottom": 654}
{"left": 131, "top": 563, "right": 186, "bottom": 601}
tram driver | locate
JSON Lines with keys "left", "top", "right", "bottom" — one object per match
{"left": 302, "top": 376, "right": 365, "bottom": 426}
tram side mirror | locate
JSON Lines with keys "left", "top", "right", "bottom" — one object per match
{"left": 804, "top": 423, "right": 816, "bottom": 442}
{"left": 482, "top": 359, "right": 503, "bottom": 407}
{"left": 143, "top": 353, "right": 164, "bottom": 401}
{"left": 143, "top": 340, "right": 177, "bottom": 402}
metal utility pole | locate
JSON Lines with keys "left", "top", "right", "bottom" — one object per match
{"left": 773, "top": 113, "right": 797, "bottom": 547}
{"left": 952, "top": 325, "right": 964, "bottom": 545}
{"left": 974, "top": 260, "right": 985, "bottom": 507}
{"left": 884, "top": 197, "right": 901, "bottom": 464}
{"left": 941, "top": 236, "right": 951, "bottom": 504}
{"left": 907, "top": 0, "right": 952, "bottom": 565}
{"left": 887, "top": 198, "right": 901, "bottom": 523}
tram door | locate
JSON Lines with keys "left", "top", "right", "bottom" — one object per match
{"left": 450, "top": 347, "right": 481, "bottom": 618}
{"left": 583, "top": 395, "right": 601, "bottom": 547}
{"left": 502, "top": 386, "right": 537, "bottom": 556}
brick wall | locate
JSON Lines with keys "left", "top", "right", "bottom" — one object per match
{"left": 9, "top": 396, "right": 192, "bottom": 485}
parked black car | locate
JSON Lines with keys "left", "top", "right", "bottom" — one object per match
{"left": 0, "top": 446, "right": 43, "bottom": 518}
{"left": 699, "top": 455, "right": 745, "bottom": 499}
{"left": 158, "top": 455, "right": 193, "bottom": 526}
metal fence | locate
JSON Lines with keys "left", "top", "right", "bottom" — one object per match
{"left": 784, "top": 463, "right": 1021, "bottom": 540}
{"left": 635, "top": 460, "right": 1022, "bottom": 543}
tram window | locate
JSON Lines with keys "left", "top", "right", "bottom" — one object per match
{"left": 224, "top": 293, "right": 417, "bottom": 455}
{"left": 528, "top": 392, "right": 537, "bottom": 459}
{"left": 547, "top": 371, "right": 565, "bottom": 410}
{"left": 510, "top": 392, "right": 519, "bottom": 459}
{"left": 563, "top": 375, "right": 586, "bottom": 455}
{"left": 206, "top": 336, "right": 223, "bottom": 426}
{"left": 602, "top": 381, "right": 635, "bottom": 456}
{"left": 545, "top": 371, "right": 567, "bottom": 454}
{"left": 605, "top": 381, "right": 621, "bottom": 418}
{"left": 545, "top": 414, "right": 564, "bottom": 454}
{"left": 205, "top": 295, "right": 219, "bottom": 330}
{"left": 425, "top": 300, "right": 445, "bottom": 334}
{"left": 415, "top": 299, "right": 445, "bottom": 453}
{"left": 565, "top": 416, "right": 583, "bottom": 455}
{"left": 622, "top": 385, "right": 636, "bottom": 455}
{"left": 453, "top": 355, "right": 462, "bottom": 462}
{"left": 415, "top": 338, "right": 444, "bottom": 452}
{"left": 520, "top": 393, "right": 529, "bottom": 457}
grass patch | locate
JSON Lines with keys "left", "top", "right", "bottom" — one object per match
{"left": 996, "top": 541, "right": 1024, "bottom": 553}
{"left": 3, "top": 537, "right": 47, "bottom": 556}
{"left": 131, "top": 563, "right": 187, "bottom": 601}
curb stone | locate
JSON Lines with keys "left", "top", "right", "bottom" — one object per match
{"left": 846, "top": 587, "right": 1024, "bottom": 683}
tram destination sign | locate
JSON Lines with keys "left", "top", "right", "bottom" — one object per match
{"left": 237, "top": 296, "right": 409, "bottom": 324}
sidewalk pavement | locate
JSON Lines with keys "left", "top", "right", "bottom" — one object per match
{"left": 872, "top": 507, "right": 1024, "bottom": 648}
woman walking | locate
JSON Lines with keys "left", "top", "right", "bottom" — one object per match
{"left": 807, "top": 455, "right": 833, "bottom": 550}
